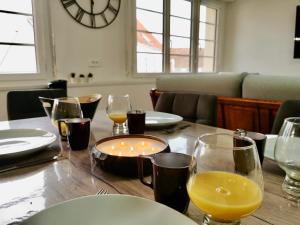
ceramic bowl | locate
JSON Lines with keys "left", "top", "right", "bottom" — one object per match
{"left": 39, "top": 93, "right": 102, "bottom": 120}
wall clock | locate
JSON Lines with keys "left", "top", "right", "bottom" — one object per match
{"left": 61, "top": 0, "right": 121, "bottom": 29}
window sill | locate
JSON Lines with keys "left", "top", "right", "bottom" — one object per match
{"left": 0, "top": 78, "right": 156, "bottom": 92}
{"left": 0, "top": 82, "right": 48, "bottom": 91}
{"left": 68, "top": 79, "right": 155, "bottom": 88}
{"left": 131, "top": 72, "right": 218, "bottom": 78}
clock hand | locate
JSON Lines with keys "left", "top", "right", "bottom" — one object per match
{"left": 90, "top": 0, "right": 94, "bottom": 14}
{"left": 90, "top": 0, "right": 95, "bottom": 27}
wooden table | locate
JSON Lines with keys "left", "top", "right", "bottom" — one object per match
{"left": 0, "top": 112, "right": 299, "bottom": 225}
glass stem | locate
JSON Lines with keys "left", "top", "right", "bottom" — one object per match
{"left": 112, "top": 122, "right": 128, "bottom": 135}
{"left": 202, "top": 215, "right": 241, "bottom": 225}
{"left": 282, "top": 175, "right": 300, "bottom": 202}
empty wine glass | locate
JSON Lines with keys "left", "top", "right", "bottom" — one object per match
{"left": 106, "top": 94, "right": 131, "bottom": 135}
{"left": 274, "top": 117, "right": 300, "bottom": 202}
{"left": 51, "top": 97, "right": 83, "bottom": 139}
{"left": 187, "top": 133, "right": 264, "bottom": 225}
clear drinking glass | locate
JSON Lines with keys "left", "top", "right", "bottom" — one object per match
{"left": 106, "top": 94, "right": 131, "bottom": 135}
{"left": 187, "top": 133, "right": 264, "bottom": 225}
{"left": 274, "top": 117, "right": 300, "bottom": 202}
{"left": 51, "top": 97, "right": 83, "bottom": 139}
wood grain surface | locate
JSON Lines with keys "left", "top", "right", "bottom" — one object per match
{"left": 0, "top": 112, "right": 299, "bottom": 225}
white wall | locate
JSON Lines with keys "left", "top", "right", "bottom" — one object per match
{"left": 222, "top": 0, "right": 300, "bottom": 76}
{"left": 50, "top": 0, "right": 127, "bottom": 82}
{"left": 0, "top": 1, "right": 155, "bottom": 121}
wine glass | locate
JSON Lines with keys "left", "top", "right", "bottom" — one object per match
{"left": 106, "top": 94, "right": 131, "bottom": 135}
{"left": 187, "top": 133, "right": 264, "bottom": 225}
{"left": 51, "top": 97, "right": 83, "bottom": 139}
{"left": 274, "top": 117, "right": 300, "bottom": 202}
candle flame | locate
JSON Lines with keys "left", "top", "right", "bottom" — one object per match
{"left": 111, "top": 145, "right": 115, "bottom": 150}
{"left": 130, "top": 146, "right": 134, "bottom": 151}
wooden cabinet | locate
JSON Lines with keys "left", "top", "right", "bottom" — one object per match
{"left": 217, "top": 97, "right": 281, "bottom": 133}
{"left": 150, "top": 89, "right": 282, "bottom": 134}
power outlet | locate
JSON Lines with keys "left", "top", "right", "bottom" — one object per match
{"left": 89, "top": 59, "right": 102, "bottom": 68}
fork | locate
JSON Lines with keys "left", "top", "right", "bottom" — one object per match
{"left": 96, "top": 188, "right": 109, "bottom": 195}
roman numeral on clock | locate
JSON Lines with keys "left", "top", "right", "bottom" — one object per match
{"left": 107, "top": 3, "right": 118, "bottom": 14}
{"left": 62, "top": 0, "right": 75, "bottom": 8}
{"left": 101, "top": 13, "right": 108, "bottom": 25}
{"left": 75, "top": 8, "right": 85, "bottom": 22}
{"left": 90, "top": 14, "right": 96, "bottom": 27}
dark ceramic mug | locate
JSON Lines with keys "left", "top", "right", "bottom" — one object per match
{"left": 138, "top": 152, "right": 191, "bottom": 213}
{"left": 58, "top": 118, "right": 90, "bottom": 150}
{"left": 235, "top": 129, "right": 266, "bottom": 164}
{"left": 127, "top": 110, "right": 146, "bottom": 134}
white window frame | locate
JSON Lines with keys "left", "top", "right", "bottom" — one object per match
{"left": 0, "top": 0, "right": 54, "bottom": 81}
{"left": 126, "top": 0, "right": 225, "bottom": 77}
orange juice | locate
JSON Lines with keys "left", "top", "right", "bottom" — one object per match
{"left": 109, "top": 113, "right": 127, "bottom": 123}
{"left": 187, "top": 171, "right": 262, "bottom": 221}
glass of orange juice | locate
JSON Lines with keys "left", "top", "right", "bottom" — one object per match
{"left": 187, "top": 133, "right": 264, "bottom": 225}
{"left": 106, "top": 94, "right": 131, "bottom": 135}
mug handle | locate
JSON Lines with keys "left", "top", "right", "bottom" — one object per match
{"left": 58, "top": 119, "right": 68, "bottom": 138}
{"left": 137, "top": 155, "right": 153, "bottom": 189}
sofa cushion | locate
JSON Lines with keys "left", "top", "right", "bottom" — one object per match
{"left": 156, "top": 73, "right": 244, "bottom": 97}
{"left": 172, "top": 94, "right": 199, "bottom": 121}
{"left": 196, "top": 94, "right": 218, "bottom": 125}
{"left": 155, "top": 92, "right": 176, "bottom": 113}
{"left": 155, "top": 92, "right": 218, "bottom": 126}
{"left": 243, "top": 75, "right": 300, "bottom": 100}
{"left": 271, "top": 100, "right": 300, "bottom": 134}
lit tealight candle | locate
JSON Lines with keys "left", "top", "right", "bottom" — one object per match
{"left": 96, "top": 137, "right": 167, "bottom": 157}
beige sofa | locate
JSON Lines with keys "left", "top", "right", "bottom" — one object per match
{"left": 152, "top": 73, "right": 300, "bottom": 133}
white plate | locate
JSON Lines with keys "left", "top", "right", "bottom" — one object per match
{"left": 146, "top": 111, "right": 183, "bottom": 128}
{"left": 21, "top": 195, "right": 198, "bottom": 225}
{"left": 0, "top": 129, "right": 56, "bottom": 160}
{"left": 264, "top": 134, "right": 277, "bottom": 160}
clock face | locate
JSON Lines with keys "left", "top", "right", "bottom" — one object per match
{"left": 61, "top": 0, "right": 121, "bottom": 29}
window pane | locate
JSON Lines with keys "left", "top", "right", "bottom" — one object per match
{"left": 198, "top": 40, "right": 214, "bottom": 57}
{"left": 170, "top": 16, "right": 191, "bottom": 37}
{"left": 170, "top": 55, "right": 190, "bottom": 73}
{"left": 0, "top": 13, "right": 34, "bottom": 44}
{"left": 200, "top": 5, "right": 217, "bottom": 24}
{"left": 137, "top": 53, "right": 162, "bottom": 73}
{"left": 0, "top": 0, "right": 32, "bottom": 14}
{"left": 199, "top": 22, "right": 215, "bottom": 40}
{"left": 137, "top": 9, "right": 163, "bottom": 33}
{"left": 198, "top": 57, "right": 214, "bottom": 72}
{"left": 136, "top": 0, "right": 163, "bottom": 13}
{"left": 137, "top": 32, "right": 162, "bottom": 53}
{"left": 170, "top": 36, "right": 190, "bottom": 55}
{"left": 0, "top": 45, "right": 36, "bottom": 73}
{"left": 171, "top": 0, "right": 191, "bottom": 19}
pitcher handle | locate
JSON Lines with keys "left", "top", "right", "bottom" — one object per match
{"left": 58, "top": 119, "right": 68, "bottom": 138}
{"left": 137, "top": 155, "right": 153, "bottom": 188}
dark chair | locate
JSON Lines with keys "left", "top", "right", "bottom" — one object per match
{"left": 271, "top": 100, "right": 300, "bottom": 134}
{"left": 7, "top": 89, "right": 67, "bottom": 120}
{"left": 48, "top": 80, "right": 67, "bottom": 96}
{"left": 155, "top": 92, "right": 218, "bottom": 126}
